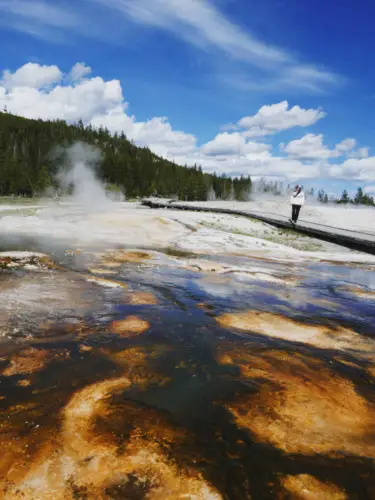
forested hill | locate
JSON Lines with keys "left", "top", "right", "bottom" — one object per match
{"left": 0, "top": 111, "right": 252, "bottom": 200}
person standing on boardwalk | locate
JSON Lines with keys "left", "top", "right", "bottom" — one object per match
{"left": 290, "top": 185, "right": 305, "bottom": 223}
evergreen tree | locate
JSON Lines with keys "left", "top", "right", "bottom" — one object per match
{"left": 317, "top": 189, "right": 325, "bottom": 202}
{"left": 354, "top": 187, "right": 364, "bottom": 205}
{"left": 339, "top": 189, "right": 350, "bottom": 204}
{"left": 0, "top": 111, "right": 253, "bottom": 200}
{"left": 362, "top": 194, "right": 375, "bottom": 206}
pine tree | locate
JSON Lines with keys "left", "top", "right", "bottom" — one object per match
{"left": 340, "top": 190, "right": 350, "bottom": 204}
{"left": 0, "top": 111, "right": 252, "bottom": 200}
{"left": 317, "top": 189, "right": 325, "bottom": 202}
{"left": 354, "top": 187, "right": 364, "bottom": 205}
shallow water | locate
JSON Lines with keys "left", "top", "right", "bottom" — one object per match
{"left": 1, "top": 248, "right": 375, "bottom": 499}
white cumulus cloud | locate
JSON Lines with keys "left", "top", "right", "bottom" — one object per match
{"left": 70, "top": 62, "right": 92, "bottom": 82}
{"left": 335, "top": 138, "right": 356, "bottom": 153}
{"left": 1, "top": 62, "right": 197, "bottom": 159}
{"left": 349, "top": 147, "right": 369, "bottom": 159}
{"left": 1, "top": 76, "right": 123, "bottom": 122}
{"left": 0, "top": 61, "right": 373, "bottom": 184}
{"left": 2, "top": 62, "right": 63, "bottom": 90}
{"left": 282, "top": 134, "right": 358, "bottom": 160}
{"left": 329, "top": 157, "right": 375, "bottom": 182}
{"left": 238, "top": 101, "right": 326, "bottom": 138}
{"left": 201, "top": 132, "right": 271, "bottom": 157}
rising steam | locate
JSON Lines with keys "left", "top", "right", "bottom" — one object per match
{"left": 55, "top": 142, "right": 112, "bottom": 210}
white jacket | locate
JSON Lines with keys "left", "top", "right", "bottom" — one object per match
{"left": 290, "top": 190, "right": 305, "bottom": 206}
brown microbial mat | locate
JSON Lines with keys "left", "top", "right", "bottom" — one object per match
{"left": 0, "top": 251, "right": 375, "bottom": 499}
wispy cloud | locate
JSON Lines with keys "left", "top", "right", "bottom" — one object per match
{"left": 0, "top": 0, "right": 341, "bottom": 93}
{"left": 0, "top": 0, "right": 81, "bottom": 42}
{"left": 279, "top": 65, "right": 342, "bottom": 93}
{"left": 94, "top": 0, "right": 292, "bottom": 67}
{"left": 0, "top": 0, "right": 77, "bottom": 28}
{"left": 93, "top": 0, "right": 340, "bottom": 93}
{"left": 0, "top": 0, "right": 114, "bottom": 44}
{"left": 218, "top": 65, "right": 341, "bottom": 94}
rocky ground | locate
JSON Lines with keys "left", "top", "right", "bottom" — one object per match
{"left": 0, "top": 199, "right": 375, "bottom": 499}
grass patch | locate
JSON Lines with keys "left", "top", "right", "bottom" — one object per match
{"left": 200, "top": 221, "right": 259, "bottom": 238}
{"left": 199, "top": 221, "right": 323, "bottom": 252}
{"left": 0, "top": 197, "right": 41, "bottom": 204}
{"left": 0, "top": 208, "right": 38, "bottom": 218}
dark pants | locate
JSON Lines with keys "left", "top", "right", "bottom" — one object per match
{"left": 291, "top": 204, "right": 301, "bottom": 222}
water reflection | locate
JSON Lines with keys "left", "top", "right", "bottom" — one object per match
{"left": 0, "top": 250, "right": 375, "bottom": 498}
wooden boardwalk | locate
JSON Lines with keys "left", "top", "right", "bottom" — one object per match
{"left": 141, "top": 198, "right": 375, "bottom": 255}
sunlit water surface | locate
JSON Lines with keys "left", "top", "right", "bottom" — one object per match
{"left": 0, "top": 245, "right": 375, "bottom": 499}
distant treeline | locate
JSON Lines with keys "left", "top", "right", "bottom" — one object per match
{"left": 316, "top": 188, "right": 375, "bottom": 206}
{"left": 0, "top": 111, "right": 252, "bottom": 200}
{"left": 254, "top": 180, "right": 374, "bottom": 207}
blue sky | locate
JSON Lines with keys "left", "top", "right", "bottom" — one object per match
{"left": 1, "top": 0, "right": 375, "bottom": 196}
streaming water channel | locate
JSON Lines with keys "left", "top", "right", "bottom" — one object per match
{"left": 0, "top": 241, "right": 375, "bottom": 499}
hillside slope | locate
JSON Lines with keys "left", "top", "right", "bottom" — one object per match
{"left": 0, "top": 111, "right": 251, "bottom": 200}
